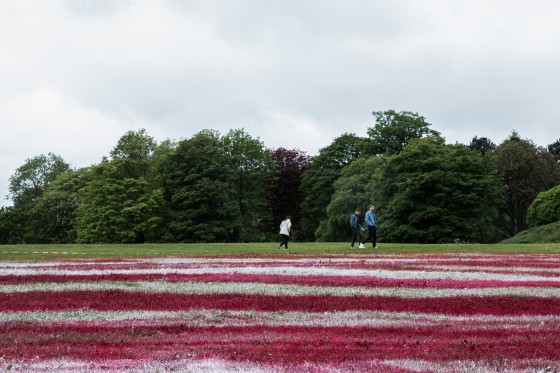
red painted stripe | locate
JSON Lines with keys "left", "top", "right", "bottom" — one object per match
{"left": 3, "top": 273, "right": 560, "bottom": 289}
{"left": 1, "top": 324, "right": 559, "bottom": 362}
{"left": 2, "top": 291, "right": 559, "bottom": 315}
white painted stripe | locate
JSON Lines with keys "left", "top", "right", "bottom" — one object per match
{"left": 421, "top": 264, "right": 560, "bottom": 274}
{"left": 385, "top": 359, "right": 559, "bottom": 373}
{"left": 0, "top": 358, "right": 272, "bottom": 373}
{"left": 3, "top": 281, "right": 560, "bottom": 298}
{"left": 3, "top": 254, "right": 560, "bottom": 268}
{"left": 2, "top": 266, "right": 560, "bottom": 282}
{"left": 2, "top": 309, "right": 559, "bottom": 328}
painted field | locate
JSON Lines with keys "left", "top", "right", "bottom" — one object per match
{"left": 1, "top": 252, "right": 560, "bottom": 372}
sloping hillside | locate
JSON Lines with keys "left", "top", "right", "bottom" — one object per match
{"left": 501, "top": 221, "right": 560, "bottom": 243}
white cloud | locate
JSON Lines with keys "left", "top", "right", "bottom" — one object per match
{"left": 0, "top": 88, "right": 156, "bottom": 206}
{"left": 2, "top": 0, "right": 560, "bottom": 205}
{"left": 259, "top": 110, "right": 337, "bottom": 155}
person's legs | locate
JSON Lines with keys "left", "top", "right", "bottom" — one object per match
{"left": 370, "top": 226, "right": 377, "bottom": 248}
{"left": 351, "top": 228, "right": 360, "bottom": 248}
{"left": 361, "top": 228, "right": 371, "bottom": 244}
{"left": 280, "top": 234, "right": 289, "bottom": 249}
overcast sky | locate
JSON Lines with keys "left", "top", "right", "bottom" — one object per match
{"left": 2, "top": 0, "right": 560, "bottom": 207}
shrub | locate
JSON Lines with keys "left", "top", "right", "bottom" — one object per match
{"left": 527, "top": 185, "right": 560, "bottom": 228}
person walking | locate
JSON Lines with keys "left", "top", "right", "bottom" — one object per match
{"left": 360, "top": 204, "right": 377, "bottom": 249}
{"left": 278, "top": 216, "right": 292, "bottom": 250}
{"left": 349, "top": 208, "right": 362, "bottom": 249}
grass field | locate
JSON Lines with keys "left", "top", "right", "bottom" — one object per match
{"left": 2, "top": 241, "right": 560, "bottom": 260}
{"left": 3, "top": 243, "right": 560, "bottom": 371}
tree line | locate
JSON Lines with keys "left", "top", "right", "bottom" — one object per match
{"left": 1, "top": 110, "right": 560, "bottom": 244}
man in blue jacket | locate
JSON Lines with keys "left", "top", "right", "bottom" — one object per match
{"left": 349, "top": 208, "right": 362, "bottom": 249}
{"left": 360, "top": 204, "right": 377, "bottom": 249}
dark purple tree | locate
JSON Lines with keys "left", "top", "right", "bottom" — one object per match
{"left": 269, "top": 148, "right": 309, "bottom": 239}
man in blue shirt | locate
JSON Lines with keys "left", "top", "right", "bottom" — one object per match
{"left": 360, "top": 204, "right": 377, "bottom": 249}
{"left": 349, "top": 208, "right": 362, "bottom": 249}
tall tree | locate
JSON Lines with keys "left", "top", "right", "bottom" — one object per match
{"left": 8, "top": 153, "right": 71, "bottom": 210}
{"left": 221, "top": 129, "right": 276, "bottom": 241}
{"left": 495, "top": 134, "right": 560, "bottom": 236}
{"left": 316, "top": 156, "right": 384, "bottom": 241}
{"left": 28, "top": 167, "right": 92, "bottom": 244}
{"left": 469, "top": 136, "right": 496, "bottom": 156}
{"left": 161, "top": 130, "right": 241, "bottom": 242}
{"left": 299, "top": 133, "right": 366, "bottom": 240}
{"left": 548, "top": 138, "right": 560, "bottom": 165}
{"left": 367, "top": 110, "right": 441, "bottom": 156}
{"left": 110, "top": 128, "right": 158, "bottom": 179}
{"left": 269, "top": 148, "right": 309, "bottom": 240}
{"left": 0, "top": 207, "right": 26, "bottom": 244}
{"left": 377, "top": 138, "right": 503, "bottom": 243}
{"left": 77, "top": 129, "right": 164, "bottom": 243}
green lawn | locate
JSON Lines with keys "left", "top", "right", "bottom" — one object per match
{"left": 1, "top": 242, "right": 560, "bottom": 260}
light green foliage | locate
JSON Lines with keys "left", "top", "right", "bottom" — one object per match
{"left": 316, "top": 156, "right": 384, "bottom": 241}
{"left": 8, "top": 152, "right": 71, "bottom": 210}
{"left": 78, "top": 163, "right": 164, "bottom": 243}
{"left": 527, "top": 185, "right": 560, "bottom": 228}
{"left": 28, "top": 168, "right": 92, "bottom": 244}
{"left": 367, "top": 110, "right": 442, "bottom": 156}
{"left": 300, "top": 133, "right": 367, "bottom": 240}
{"left": 110, "top": 128, "right": 157, "bottom": 179}
{"left": 377, "top": 138, "right": 503, "bottom": 243}
{"left": 77, "top": 129, "right": 165, "bottom": 243}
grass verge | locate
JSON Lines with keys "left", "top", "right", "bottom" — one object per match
{"left": 2, "top": 242, "right": 560, "bottom": 260}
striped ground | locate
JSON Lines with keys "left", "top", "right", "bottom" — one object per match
{"left": 1, "top": 252, "right": 560, "bottom": 372}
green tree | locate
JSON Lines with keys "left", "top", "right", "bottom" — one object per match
{"left": 300, "top": 133, "right": 366, "bottom": 240}
{"left": 8, "top": 153, "right": 71, "bottom": 210}
{"left": 78, "top": 162, "right": 163, "bottom": 243}
{"left": 548, "top": 138, "right": 560, "bottom": 165}
{"left": 377, "top": 138, "right": 503, "bottom": 243}
{"left": 161, "top": 130, "right": 241, "bottom": 242}
{"left": 110, "top": 128, "right": 158, "bottom": 179}
{"left": 0, "top": 207, "right": 26, "bottom": 244}
{"left": 367, "top": 110, "right": 441, "bottom": 156}
{"left": 77, "top": 129, "right": 165, "bottom": 243}
{"left": 221, "top": 129, "right": 276, "bottom": 241}
{"left": 316, "top": 156, "right": 384, "bottom": 241}
{"left": 527, "top": 185, "right": 560, "bottom": 228}
{"left": 28, "top": 167, "right": 92, "bottom": 244}
{"left": 469, "top": 136, "right": 496, "bottom": 156}
{"left": 495, "top": 134, "right": 560, "bottom": 236}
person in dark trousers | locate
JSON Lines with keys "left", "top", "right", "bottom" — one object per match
{"left": 360, "top": 204, "right": 377, "bottom": 249}
{"left": 278, "top": 216, "right": 292, "bottom": 250}
{"left": 349, "top": 208, "right": 362, "bottom": 249}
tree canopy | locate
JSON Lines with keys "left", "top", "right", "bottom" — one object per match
{"left": 376, "top": 138, "right": 503, "bottom": 243}
{"left": 2, "top": 113, "right": 559, "bottom": 245}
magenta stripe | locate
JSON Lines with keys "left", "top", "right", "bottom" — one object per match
{"left": 2, "top": 291, "right": 560, "bottom": 315}
{"left": 1, "top": 324, "right": 559, "bottom": 362}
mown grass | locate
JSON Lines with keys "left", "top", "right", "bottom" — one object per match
{"left": 1, "top": 241, "right": 560, "bottom": 260}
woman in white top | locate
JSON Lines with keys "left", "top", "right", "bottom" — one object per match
{"left": 278, "top": 216, "right": 292, "bottom": 250}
